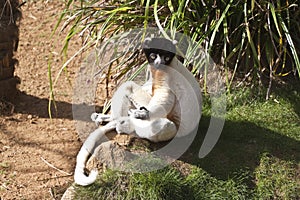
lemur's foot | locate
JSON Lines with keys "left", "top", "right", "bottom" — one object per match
{"left": 91, "top": 112, "right": 111, "bottom": 126}
{"left": 128, "top": 107, "right": 149, "bottom": 119}
{"left": 116, "top": 117, "right": 135, "bottom": 134}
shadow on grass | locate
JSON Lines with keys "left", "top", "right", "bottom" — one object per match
{"left": 181, "top": 115, "right": 300, "bottom": 181}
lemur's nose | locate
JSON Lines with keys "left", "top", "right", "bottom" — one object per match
{"left": 154, "top": 55, "right": 162, "bottom": 65}
{"left": 154, "top": 55, "right": 165, "bottom": 68}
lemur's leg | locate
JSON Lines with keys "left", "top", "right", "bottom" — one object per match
{"left": 91, "top": 112, "right": 111, "bottom": 124}
{"left": 130, "top": 87, "right": 176, "bottom": 120}
{"left": 131, "top": 117, "right": 177, "bottom": 142}
{"left": 111, "top": 81, "right": 151, "bottom": 119}
{"left": 92, "top": 81, "right": 149, "bottom": 124}
{"left": 116, "top": 86, "right": 177, "bottom": 142}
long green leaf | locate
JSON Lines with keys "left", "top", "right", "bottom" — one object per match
{"left": 268, "top": 2, "right": 282, "bottom": 38}
{"left": 209, "top": 0, "right": 233, "bottom": 49}
{"left": 243, "top": 2, "right": 261, "bottom": 69}
{"left": 52, "top": 0, "right": 74, "bottom": 34}
{"left": 47, "top": 54, "right": 56, "bottom": 119}
{"left": 278, "top": 15, "right": 300, "bottom": 78}
{"left": 143, "top": 0, "right": 151, "bottom": 29}
{"left": 154, "top": 0, "right": 170, "bottom": 40}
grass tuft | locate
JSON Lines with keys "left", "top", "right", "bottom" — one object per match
{"left": 74, "top": 167, "right": 186, "bottom": 200}
{"left": 255, "top": 153, "right": 299, "bottom": 199}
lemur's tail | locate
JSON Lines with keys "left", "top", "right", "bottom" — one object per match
{"left": 74, "top": 147, "right": 99, "bottom": 186}
{"left": 74, "top": 121, "right": 117, "bottom": 186}
{"left": 75, "top": 169, "right": 98, "bottom": 186}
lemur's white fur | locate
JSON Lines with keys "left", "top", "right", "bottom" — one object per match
{"left": 74, "top": 44, "right": 201, "bottom": 186}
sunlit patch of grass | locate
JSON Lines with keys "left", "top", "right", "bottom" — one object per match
{"left": 186, "top": 167, "right": 251, "bottom": 199}
{"left": 226, "top": 86, "right": 300, "bottom": 140}
{"left": 74, "top": 165, "right": 254, "bottom": 199}
{"left": 74, "top": 167, "right": 187, "bottom": 200}
{"left": 254, "top": 153, "right": 299, "bottom": 199}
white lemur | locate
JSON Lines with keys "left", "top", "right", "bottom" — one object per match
{"left": 74, "top": 37, "right": 201, "bottom": 186}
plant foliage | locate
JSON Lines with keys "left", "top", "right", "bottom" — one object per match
{"left": 56, "top": 0, "right": 299, "bottom": 95}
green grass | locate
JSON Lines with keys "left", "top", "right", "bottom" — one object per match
{"left": 73, "top": 84, "right": 299, "bottom": 199}
{"left": 74, "top": 167, "right": 186, "bottom": 200}
{"left": 255, "top": 153, "right": 299, "bottom": 199}
{"left": 74, "top": 166, "right": 250, "bottom": 199}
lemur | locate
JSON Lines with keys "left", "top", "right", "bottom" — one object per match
{"left": 74, "top": 37, "right": 202, "bottom": 186}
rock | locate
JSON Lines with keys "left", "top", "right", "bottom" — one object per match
{"left": 61, "top": 139, "right": 137, "bottom": 200}
{"left": 61, "top": 133, "right": 167, "bottom": 199}
{"left": 86, "top": 140, "right": 136, "bottom": 171}
{"left": 61, "top": 185, "right": 75, "bottom": 200}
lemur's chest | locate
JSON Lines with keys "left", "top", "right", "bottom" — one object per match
{"left": 150, "top": 67, "right": 171, "bottom": 94}
{"left": 150, "top": 66, "right": 181, "bottom": 119}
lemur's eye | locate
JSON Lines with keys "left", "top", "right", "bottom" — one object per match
{"left": 149, "top": 53, "right": 157, "bottom": 60}
{"left": 165, "top": 56, "right": 170, "bottom": 62}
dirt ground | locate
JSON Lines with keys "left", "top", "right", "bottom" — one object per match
{"left": 1, "top": 1, "right": 88, "bottom": 199}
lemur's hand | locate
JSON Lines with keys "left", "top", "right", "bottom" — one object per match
{"left": 91, "top": 112, "right": 111, "bottom": 126}
{"left": 129, "top": 107, "right": 149, "bottom": 119}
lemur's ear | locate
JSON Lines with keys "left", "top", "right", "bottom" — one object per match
{"left": 142, "top": 37, "right": 152, "bottom": 49}
{"left": 172, "top": 40, "right": 178, "bottom": 45}
{"left": 144, "top": 37, "right": 152, "bottom": 42}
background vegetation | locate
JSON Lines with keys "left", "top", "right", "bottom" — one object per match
{"left": 55, "top": 0, "right": 300, "bottom": 199}
{"left": 57, "top": 0, "right": 300, "bottom": 98}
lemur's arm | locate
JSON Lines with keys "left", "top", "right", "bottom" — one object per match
{"left": 147, "top": 88, "right": 176, "bottom": 118}
{"left": 131, "top": 64, "right": 176, "bottom": 119}
{"left": 130, "top": 87, "right": 176, "bottom": 119}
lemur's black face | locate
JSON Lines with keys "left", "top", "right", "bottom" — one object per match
{"left": 142, "top": 38, "right": 176, "bottom": 68}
